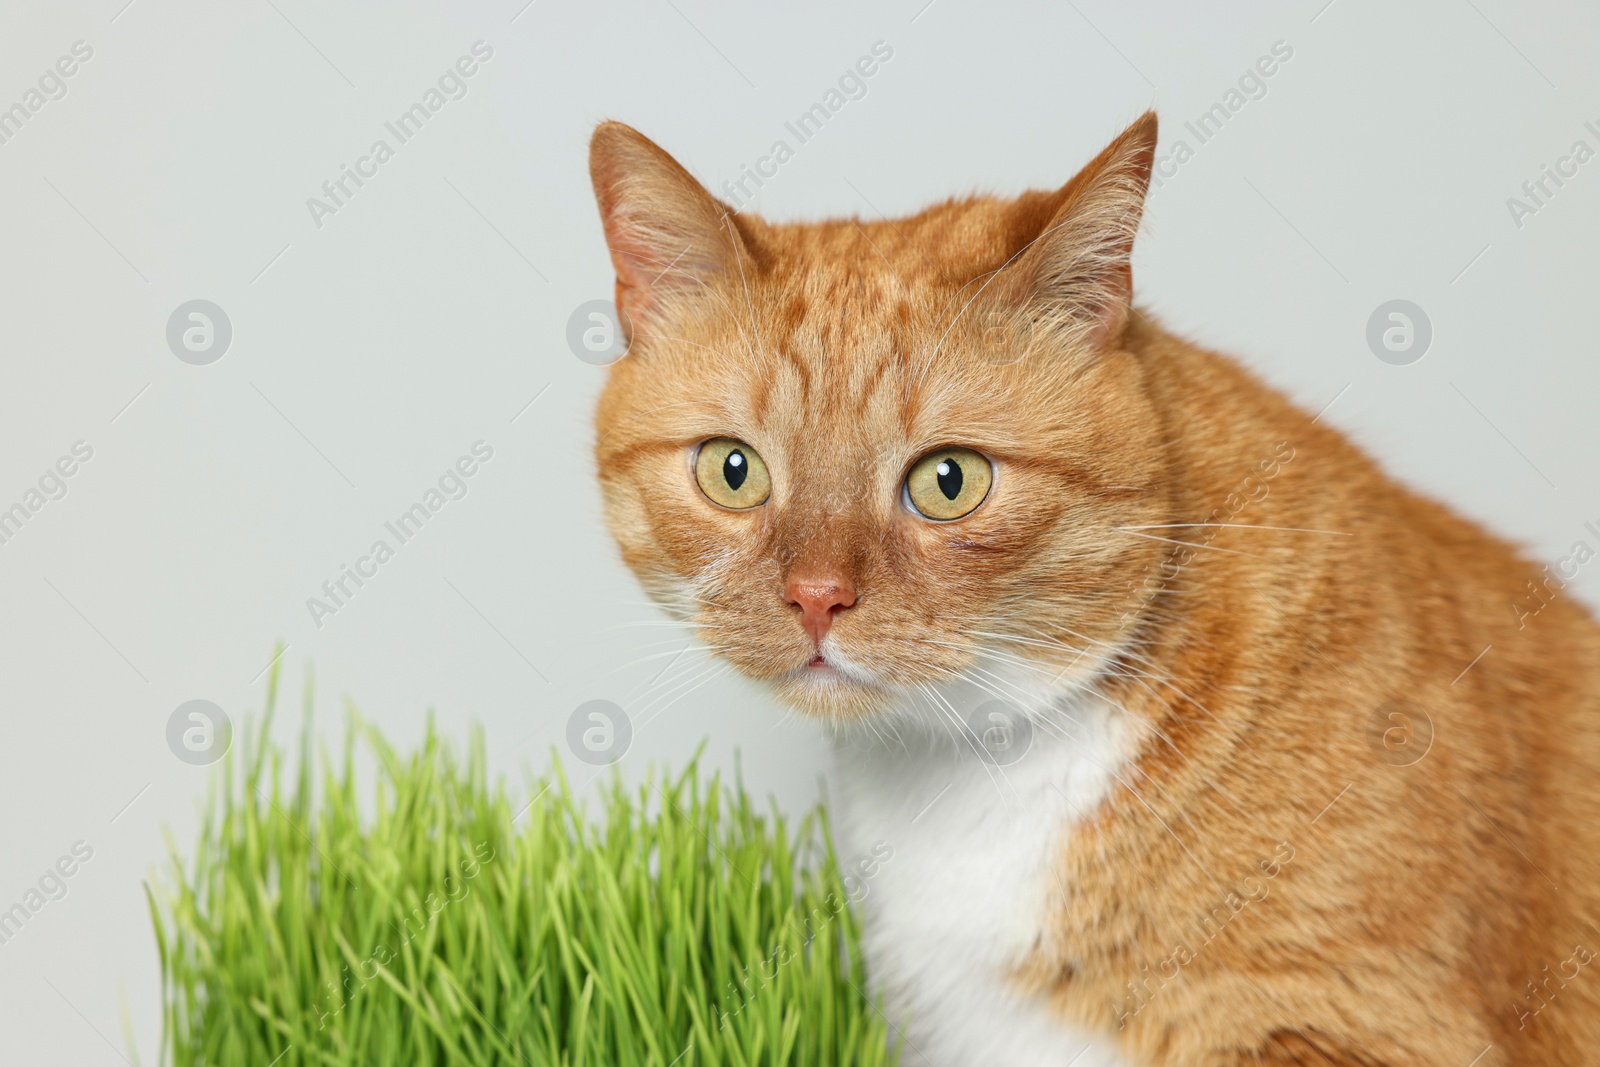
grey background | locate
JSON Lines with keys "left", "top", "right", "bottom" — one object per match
{"left": 1, "top": 0, "right": 1597, "bottom": 1061}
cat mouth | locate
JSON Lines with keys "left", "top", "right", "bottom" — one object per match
{"left": 795, "top": 651, "right": 871, "bottom": 687}
{"left": 771, "top": 647, "right": 896, "bottom": 718}
{"left": 798, "top": 650, "right": 847, "bottom": 678}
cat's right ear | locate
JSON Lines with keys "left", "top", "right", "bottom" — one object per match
{"left": 999, "top": 111, "right": 1158, "bottom": 352}
{"left": 588, "top": 123, "right": 748, "bottom": 335}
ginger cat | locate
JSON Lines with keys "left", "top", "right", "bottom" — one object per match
{"left": 586, "top": 112, "right": 1600, "bottom": 1066}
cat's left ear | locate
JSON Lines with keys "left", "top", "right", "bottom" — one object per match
{"left": 588, "top": 122, "right": 750, "bottom": 337}
{"left": 1005, "top": 111, "right": 1157, "bottom": 349}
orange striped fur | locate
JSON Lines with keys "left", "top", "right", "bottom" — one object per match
{"left": 588, "top": 114, "right": 1600, "bottom": 1066}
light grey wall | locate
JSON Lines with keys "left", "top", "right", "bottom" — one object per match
{"left": 1, "top": 0, "right": 1595, "bottom": 1060}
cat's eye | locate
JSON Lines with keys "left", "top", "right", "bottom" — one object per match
{"left": 905, "top": 447, "right": 992, "bottom": 521}
{"left": 694, "top": 437, "right": 771, "bottom": 510}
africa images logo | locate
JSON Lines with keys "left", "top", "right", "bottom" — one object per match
{"left": 305, "top": 41, "right": 495, "bottom": 229}
{"left": 306, "top": 441, "right": 494, "bottom": 629}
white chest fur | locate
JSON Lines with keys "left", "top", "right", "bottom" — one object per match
{"left": 830, "top": 681, "right": 1138, "bottom": 1067}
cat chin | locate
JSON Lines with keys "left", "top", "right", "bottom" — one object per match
{"left": 764, "top": 665, "right": 900, "bottom": 723}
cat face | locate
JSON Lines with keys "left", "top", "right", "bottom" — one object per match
{"left": 590, "top": 115, "right": 1171, "bottom": 724}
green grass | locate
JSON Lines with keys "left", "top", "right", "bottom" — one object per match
{"left": 148, "top": 663, "right": 899, "bottom": 1067}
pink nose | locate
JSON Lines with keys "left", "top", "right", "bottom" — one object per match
{"left": 783, "top": 574, "right": 857, "bottom": 647}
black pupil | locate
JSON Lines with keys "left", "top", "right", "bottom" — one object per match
{"left": 936, "top": 457, "right": 962, "bottom": 500}
{"left": 723, "top": 450, "right": 748, "bottom": 491}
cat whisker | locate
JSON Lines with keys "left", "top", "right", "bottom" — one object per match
{"left": 917, "top": 682, "right": 1015, "bottom": 801}
{"left": 906, "top": 626, "right": 1161, "bottom": 704}
{"left": 592, "top": 620, "right": 704, "bottom": 633}
{"left": 964, "top": 626, "right": 1185, "bottom": 699}
{"left": 860, "top": 700, "right": 907, "bottom": 754}
{"left": 1111, "top": 529, "right": 1269, "bottom": 558}
{"left": 637, "top": 663, "right": 734, "bottom": 730}
{"left": 595, "top": 639, "right": 694, "bottom": 655}
{"left": 998, "top": 628, "right": 1249, "bottom": 816}
{"left": 1117, "top": 523, "right": 1352, "bottom": 536}
{"left": 632, "top": 660, "right": 733, "bottom": 729}
{"left": 610, "top": 642, "right": 726, "bottom": 680}
{"left": 628, "top": 643, "right": 727, "bottom": 703}
{"left": 934, "top": 633, "right": 1241, "bottom": 809}
{"left": 1035, "top": 620, "right": 1221, "bottom": 698}
{"left": 863, "top": 707, "right": 910, "bottom": 754}
{"left": 960, "top": 629, "right": 1108, "bottom": 666}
